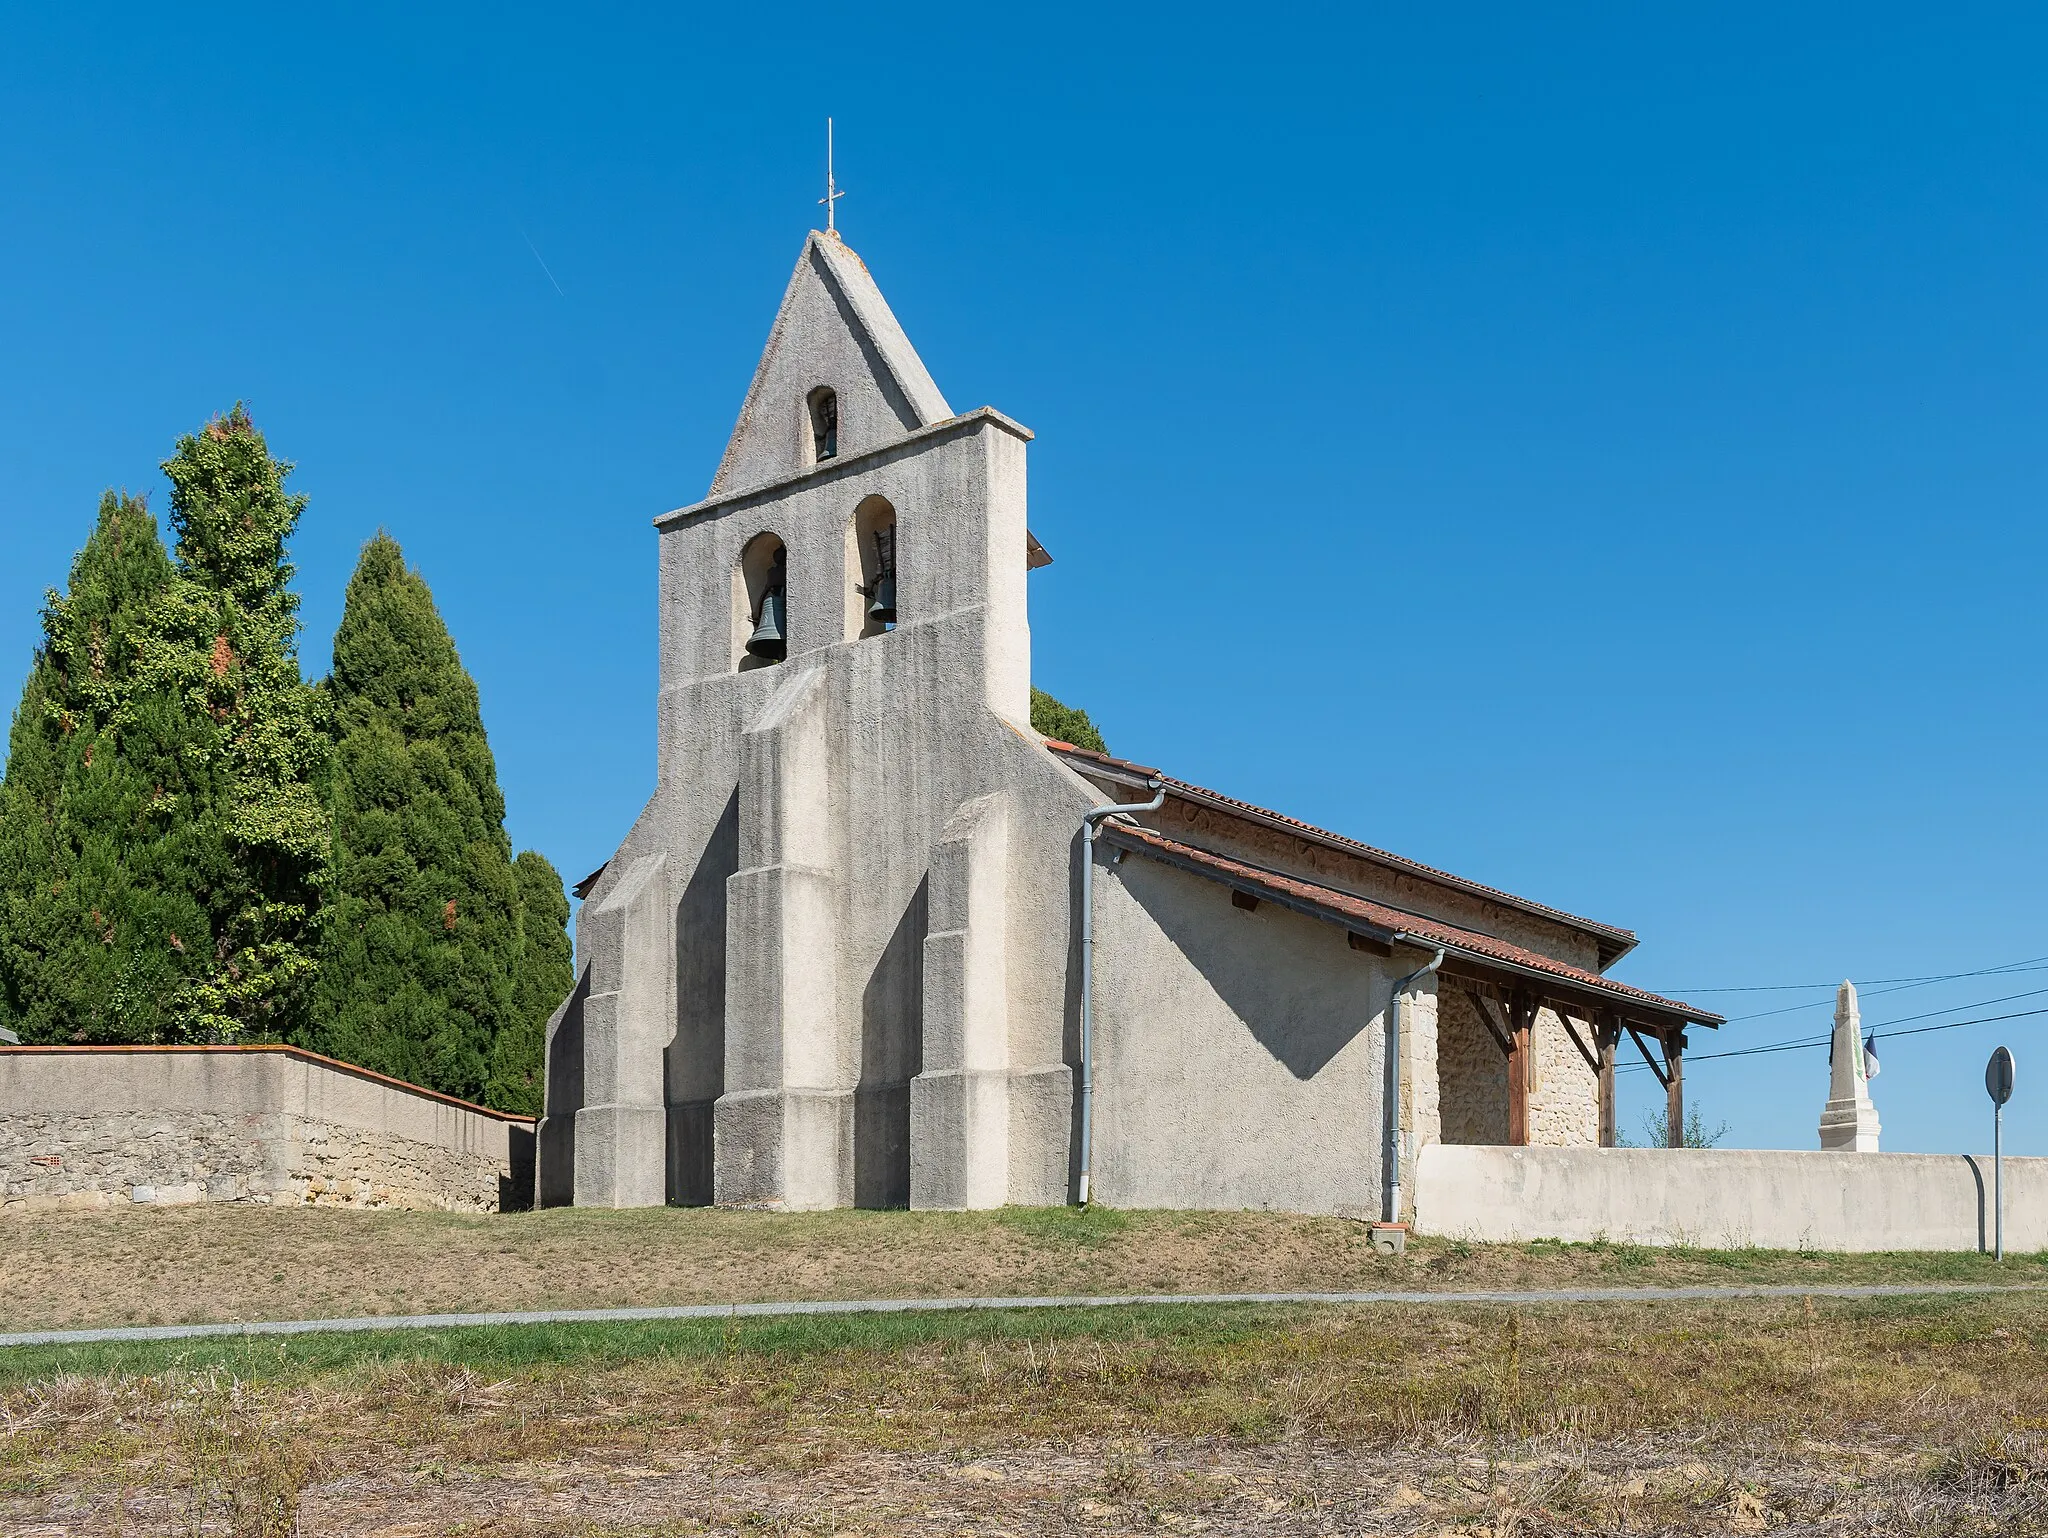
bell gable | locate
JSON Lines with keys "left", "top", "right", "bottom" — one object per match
{"left": 710, "top": 231, "right": 953, "bottom": 497}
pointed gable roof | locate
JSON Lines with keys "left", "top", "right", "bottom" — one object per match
{"left": 710, "top": 231, "right": 954, "bottom": 496}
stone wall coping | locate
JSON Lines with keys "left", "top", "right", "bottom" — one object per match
{"left": 0, "top": 1044, "right": 536, "bottom": 1126}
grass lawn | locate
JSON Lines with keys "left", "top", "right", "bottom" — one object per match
{"left": 3, "top": 1291, "right": 2045, "bottom": 1535}
{"left": 4, "top": 1202, "right": 2044, "bottom": 1333}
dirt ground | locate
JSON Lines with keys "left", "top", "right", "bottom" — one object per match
{"left": 5, "top": 1203, "right": 2042, "bottom": 1331}
{"left": 15, "top": 1432, "right": 2042, "bottom": 1536}
{"left": 4, "top": 1293, "right": 2045, "bottom": 1536}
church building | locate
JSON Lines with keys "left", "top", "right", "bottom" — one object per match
{"left": 537, "top": 230, "right": 1720, "bottom": 1214}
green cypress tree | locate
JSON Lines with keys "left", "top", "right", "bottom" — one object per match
{"left": 140, "top": 407, "right": 329, "bottom": 1040}
{"left": 487, "top": 848, "right": 573, "bottom": 1115}
{"left": 1030, "top": 688, "right": 1109, "bottom": 755}
{"left": 313, "top": 532, "right": 528, "bottom": 1103}
{"left": 0, "top": 494, "right": 219, "bottom": 1041}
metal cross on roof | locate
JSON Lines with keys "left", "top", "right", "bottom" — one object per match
{"left": 819, "top": 117, "right": 844, "bottom": 233}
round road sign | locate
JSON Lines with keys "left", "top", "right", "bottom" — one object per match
{"left": 1987, "top": 1046, "right": 2016, "bottom": 1107}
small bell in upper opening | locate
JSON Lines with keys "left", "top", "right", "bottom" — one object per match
{"left": 747, "top": 554, "right": 787, "bottom": 660}
{"left": 866, "top": 524, "right": 896, "bottom": 626}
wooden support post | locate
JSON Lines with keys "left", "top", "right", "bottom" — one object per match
{"left": 1598, "top": 1014, "right": 1619, "bottom": 1149}
{"left": 1508, "top": 991, "right": 1534, "bottom": 1146}
{"left": 1664, "top": 1029, "right": 1687, "bottom": 1148}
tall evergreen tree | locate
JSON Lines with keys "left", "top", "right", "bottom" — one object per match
{"left": 0, "top": 493, "right": 222, "bottom": 1041}
{"left": 487, "top": 848, "right": 573, "bottom": 1116}
{"left": 314, "top": 532, "right": 566, "bottom": 1107}
{"left": 139, "top": 407, "right": 329, "bottom": 1039}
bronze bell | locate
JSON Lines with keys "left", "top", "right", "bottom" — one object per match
{"left": 866, "top": 525, "right": 896, "bottom": 626}
{"left": 747, "top": 557, "right": 787, "bottom": 660}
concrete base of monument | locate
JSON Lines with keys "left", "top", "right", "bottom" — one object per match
{"left": 1819, "top": 1097, "right": 1882, "bottom": 1153}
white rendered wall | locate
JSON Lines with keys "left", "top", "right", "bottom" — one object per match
{"left": 544, "top": 409, "right": 1091, "bottom": 1211}
{"left": 1089, "top": 856, "right": 1392, "bottom": 1215}
{"left": 1415, "top": 1143, "right": 2048, "bottom": 1252}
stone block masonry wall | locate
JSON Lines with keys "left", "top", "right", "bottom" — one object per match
{"left": 1527, "top": 1008, "right": 1600, "bottom": 1147}
{"left": 1435, "top": 990, "right": 1507, "bottom": 1145}
{"left": 0, "top": 1047, "right": 533, "bottom": 1214}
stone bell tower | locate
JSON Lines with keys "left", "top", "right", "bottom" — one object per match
{"left": 536, "top": 230, "right": 1086, "bottom": 1210}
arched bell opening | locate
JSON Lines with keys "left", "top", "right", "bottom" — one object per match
{"left": 733, "top": 532, "right": 789, "bottom": 671}
{"left": 806, "top": 386, "right": 839, "bottom": 465}
{"left": 845, "top": 494, "right": 898, "bottom": 641}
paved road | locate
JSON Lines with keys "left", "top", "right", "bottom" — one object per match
{"left": 2, "top": 1281, "right": 2038, "bottom": 1350}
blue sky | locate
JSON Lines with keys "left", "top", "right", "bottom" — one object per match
{"left": 2, "top": 5, "right": 2043, "bottom": 1156}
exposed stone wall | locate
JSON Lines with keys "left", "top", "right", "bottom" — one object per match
{"left": 1, "top": 1109, "right": 507, "bottom": 1213}
{"left": 0, "top": 1047, "right": 531, "bottom": 1214}
{"left": 1436, "top": 989, "right": 1508, "bottom": 1145}
{"left": 1527, "top": 1008, "right": 1600, "bottom": 1147}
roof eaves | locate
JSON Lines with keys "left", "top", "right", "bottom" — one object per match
{"left": 1048, "top": 741, "right": 1638, "bottom": 963}
{"left": 1100, "top": 822, "right": 1721, "bottom": 1028}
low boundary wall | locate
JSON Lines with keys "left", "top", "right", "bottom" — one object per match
{"left": 1414, "top": 1144, "right": 2046, "bottom": 1253}
{"left": 0, "top": 1046, "right": 535, "bottom": 1214}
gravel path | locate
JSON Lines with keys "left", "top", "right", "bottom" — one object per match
{"left": 4, "top": 1279, "right": 2038, "bottom": 1349}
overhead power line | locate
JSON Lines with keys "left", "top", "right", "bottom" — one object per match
{"left": 1616, "top": 995, "right": 2048, "bottom": 1073}
{"left": 1658, "top": 955, "right": 2048, "bottom": 995}
{"left": 1659, "top": 957, "right": 2048, "bottom": 1027}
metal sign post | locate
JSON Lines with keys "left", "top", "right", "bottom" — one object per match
{"left": 1986, "top": 1046, "right": 2016, "bottom": 1262}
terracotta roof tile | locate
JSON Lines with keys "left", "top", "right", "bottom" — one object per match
{"left": 1047, "top": 740, "right": 1635, "bottom": 957}
{"left": 1101, "top": 822, "right": 1720, "bottom": 1026}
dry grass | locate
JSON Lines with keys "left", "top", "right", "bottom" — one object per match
{"left": 3, "top": 1203, "right": 2043, "bottom": 1332}
{"left": 3, "top": 1291, "right": 2046, "bottom": 1534}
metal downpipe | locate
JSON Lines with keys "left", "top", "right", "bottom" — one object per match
{"left": 1077, "top": 776, "right": 1166, "bottom": 1206}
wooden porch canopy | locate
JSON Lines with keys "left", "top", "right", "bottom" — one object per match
{"left": 1099, "top": 822, "right": 1723, "bottom": 1149}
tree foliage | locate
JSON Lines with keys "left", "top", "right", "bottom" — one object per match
{"left": 144, "top": 407, "right": 329, "bottom": 1039}
{"left": 0, "top": 494, "right": 217, "bottom": 1041}
{"left": 1030, "top": 688, "right": 1108, "bottom": 755}
{"left": 2, "top": 413, "right": 570, "bottom": 1109}
{"left": 312, "top": 533, "right": 568, "bottom": 1107}
{"left": 490, "top": 848, "right": 573, "bottom": 1116}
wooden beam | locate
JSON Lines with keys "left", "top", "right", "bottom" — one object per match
{"left": 1347, "top": 932, "right": 1393, "bottom": 957}
{"left": 1467, "top": 989, "right": 1515, "bottom": 1059}
{"left": 1507, "top": 990, "right": 1534, "bottom": 1147}
{"left": 1598, "top": 1013, "right": 1619, "bottom": 1148}
{"left": 1626, "top": 1023, "right": 1669, "bottom": 1089}
{"left": 1665, "top": 1028, "right": 1687, "bottom": 1149}
{"left": 1553, "top": 1006, "right": 1602, "bottom": 1074}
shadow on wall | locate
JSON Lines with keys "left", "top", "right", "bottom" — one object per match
{"left": 1120, "top": 857, "right": 1368, "bottom": 1080}
{"left": 537, "top": 969, "right": 591, "bottom": 1207}
{"left": 856, "top": 877, "right": 928, "bottom": 1209}
{"left": 501, "top": 1124, "right": 537, "bottom": 1211}
{"left": 667, "top": 790, "right": 739, "bottom": 1206}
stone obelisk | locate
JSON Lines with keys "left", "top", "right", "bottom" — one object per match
{"left": 1818, "top": 980, "right": 1881, "bottom": 1152}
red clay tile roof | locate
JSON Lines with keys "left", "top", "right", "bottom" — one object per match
{"left": 1047, "top": 741, "right": 1637, "bottom": 964}
{"left": 1101, "top": 822, "right": 1721, "bottom": 1026}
